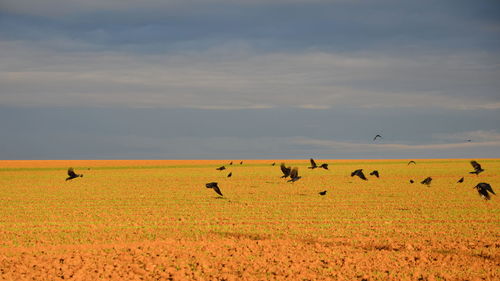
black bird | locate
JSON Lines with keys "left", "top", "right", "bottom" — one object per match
{"left": 229, "top": 161, "right": 233, "bottom": 165}
{"left": 240, "top": 161, "right": 243, "bottom": 165}
{"left": 409, "top": 179, "right": 414, "bottom": 184}
{"left": 319, "top": 190, "right": 327, "bottom": 196}
{"left": 466, "top": 139, "right": 472, "bottom": 142}
{"left": 408, "top": 161, "right": 416, "bottom": 165}
{"left": 206, "top": 182, "right": 223, "bottom": 196}
{"left": 319, "top": 163, "right": 329, "bottom": 170}
{"left": 370, "top": 170, "right": 380, "bottom": 178}
{"left": 421, "top": 177, "right": 432, "bottom": 186}
{"left": 227, "top": 172, "right": 232, "bottom": 178}
{"left": 66, "top": 167, "right": 83, "bottom": 181}
{"left": 469, "top": 160, "right": 484, "bottom": 175}
{"left": 271, "top": 162, "right": 276, "bottom": 166}
{"left": 280, "top": 163, "right": 292, "bottom": 178}
{"left": 216, "top": 166, "right": 226, "bottom": 171}
{"left": 351, "top": 169, "right": 367, "bottom": 180}
{"left": 373, "top": 134, "right": 382, "bottom": 141}
{"left": 474, "top": 183, "right": 495, "bottom": 200}
{"left": 288, "top": 167, "right": 301, "bottom": 182}
{"left": 308, "top": 158, "right": 318, "bottom": 169}
{"left": 457, "top": 177, "right": 464, "bottom": 183}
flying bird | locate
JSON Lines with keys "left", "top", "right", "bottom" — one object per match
{"left": 474, "top": 183, "right": 495, "bottom": 200}
{"left": 229, "top": 161, "right": 233, "bottom": 165}
{"left": 216, "top": 166, "right": 226, "bottom": 171}
{"left": 319, "top": 163, "right": 329, "bottom": 170}
{"left": 280, "top": 163, "right": 292, "bottom": 178}
{"left": 308, "top": 158, "right": 318, "bottom": 169}
{"left": 240, "top": 161, "right": 243, "bottom": 165}
{"left": 351, "top": 169, "right": 367, "bottom": 180}
{"left": 469, "top": 160, "right": 484, "bottom": 175}
{"left": 373, "top": 134, "right": 382, "bottom": 141}
{"left": 421, "top": 177, "right": 432, "bottom": 186}
{"left": 409, "top": 179, "right": 414, "bottom": 184}
{"left": 319, "top": 190, "right": 327, "bottom": 196}
{"left": 408, "top": 161, "right": 416, "bottom": 165}
{"left": 227, "top": 172, "right": 232, "bottom": 178}
{"left": 457, "top": 177, "right": 464, "bottom": 183}
{"left": 206, "top": 182, "right": 223, "bottom": 196}
{"left": 288, "top": 167, "right": 301, "bottom": 182}
{"left": 271, "top": 162, "right": 276, "bottom": 166}
{"left": 66, "top": 167, "right": 83, "bottom": 181}
{"left": 370, "top": 170, "right": 379, "bottom": 178}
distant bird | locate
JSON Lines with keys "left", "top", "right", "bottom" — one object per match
{"left": 216, "top": 166, "right": 226, "bottom": 171}
{"left": 66, "top": 167, "right": 83, "bottom": 181}
{"left": 280, "top": 163, "right": 292, "bottom": 178}
{"left": 240, "top": 161, "right": 243, "bottom": 165}
{"left": 409, "top": 179, "right": 414, "bottom": 184}
{"left": 227, "top": 172, "right": 232, "bottom": 178}
{"left": 421, "top": 177, "right": 432, "bottom": 186}
{"left": 351, "top": 169, "right": 367, "bottom": 180}
{"left": 319, "top": 190, "right": 327, "bottom": 196}
{"left": 271, "top": 162, "right": 276, "bottom": 166}
{"left": 319, "top": 163, "right": 329, "bottom": 170}
{"left": 229, "top": 161, "right": 233, "bottom": 165}
{"left": 308, "top": 158, "right": 318, "bottom": 169}
{"left": 469, "top": 160, "right": 484, "bottom": 175}
{"left": 370, "top": 170, "right": 380, "bottom": 178}
{"left": 474, "top": 183, "right": 495, "bottom": 200}
{"left": 408, "top": 161, "right": 416, "bottom": 165}
{"left": 373, "top": 134, "right": 382, "bottom": 141}
{"left": 466, "top": 139, "right": 472, "bottom": 142}
{"left": 457, "top": 177, "right": 464, "bottom": 183}
{"left": 288, "top": 167, "right": 301, "bottom": 182}
{"left": 205, "top": 182, "right": 223, "bottom": 196}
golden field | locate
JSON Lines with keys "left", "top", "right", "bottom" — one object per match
{"left": 0, "top": 159, "right": 499, "bottom": 280}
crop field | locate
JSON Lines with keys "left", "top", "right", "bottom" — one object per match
{"left": 0, "top": 159, "right": 499, "bottom": 280}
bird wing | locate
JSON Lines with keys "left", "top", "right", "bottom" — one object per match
{"left": 320, "top": 163, "right": 328, "bottom": 170}
{"left": 67, "top": 168, "right": 77, "bottom": 177}
{"left": 227, "top": 172, "right": 232, "bottom": 177}
{"left": 408, "top": 161, "right": 416, "bottom": 165}
{"left": 358, "top": 170, "right": 367, "bottom": 180}
{"left": 290, "top": 167, "right": 298, "bottom": 179}
{"left": 280, "top": 163, "right": 291, "bottom": 177}
{"left": 309, "top": 158, "right": 317, "bottom": 168}
{"left": 206, "top": 182, "right": 217, "bottom": 189}
{"left": 481, "top": 183, "right": 496, "bottom": 195}
{"left": 212, "top": 185, "right": 223, "bottom": 196}
{"left": 470, "top": 161, "right": 482, "bottom": 172}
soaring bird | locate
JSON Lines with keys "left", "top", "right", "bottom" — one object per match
{"left": 373, "top": 134, "right": 382, "bottom": 141}
{"left": 66, "top": 168, "right": 83, "bottom": 181}
{"left": 308, "top": 158, "right": 318, "bottom": 169}
{"left": 206, "top": 182, "right": 223, "bottom": 196}
{"left": 474, "top": 183, "right": 495, "bottom": 200}
{"left": 421, "top": 177, "right": 432, "bottom": 186}
{"left": 469, "top": 160, "right": 484, "bottom": 175}
{"left": 216, "top": 166, "right": 226, "bottom": 171}
{"left": 271, "top": 162, "right": 276, "bottom": 166}
{"left": 408, "top": 161, "right": 416, "bottom": 165}
{"left": 351, "top": 169, "right": 367, "bottom": 180}
{"left": 409, "top": 179, "right": 414, "bottom": 184}
{"left": 370, "top": 170, "right": 380, "bottom": 178}
{"left": 280, "top": 163, "right": 292, "bottom": 178}
{"left": 319, "top": 190, "right": 327, "bottom": 196}
{"left": 227, "top": 172, "right": 232, "bottom": 178}
{"left": 288, "top": 167, "right": 301, "bottom": 182}
{"left": 457, "top": 177, "right": 464, "bottom": 183}
{"left": 319, "top": 163, "right": 329, "bottom": 170}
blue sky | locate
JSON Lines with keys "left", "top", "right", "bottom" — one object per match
{"left": 1, "top": 0, "right": 499, "bottom": 159}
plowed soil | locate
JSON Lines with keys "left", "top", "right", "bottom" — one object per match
{"left": 1, "top": 159, "right": 499, "bottom": 280}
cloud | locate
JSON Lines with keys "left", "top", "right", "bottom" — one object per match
{"left": 1, "top": 39, "right": 499, "bottom": 110}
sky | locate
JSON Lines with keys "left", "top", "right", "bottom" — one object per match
{"left": 1, "top": 0, "right": 499, "bottom": 159}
